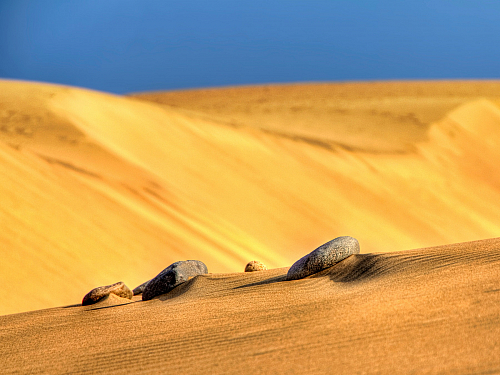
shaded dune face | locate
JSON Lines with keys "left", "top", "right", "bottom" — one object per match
{"left": 1, "top": 238, "right": 499, "bottom": 374}
{"left": 318, "top": 238, "right": 500, "bottom": 282}
{"left": 2, "top": 80, "right": 500, "bottom": 315}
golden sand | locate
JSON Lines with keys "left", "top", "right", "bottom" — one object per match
{"left": 1, "top": 238, "right": 499, "bottom": 373}
{"left": 1, "top": 79, "right": 500, "bottom": 318}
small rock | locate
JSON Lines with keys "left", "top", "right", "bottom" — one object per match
{"left": 286, "top": 236, "right": 360, "bottom": 281}
{"left": 244, "top": 260, "right": 268, "bottom": 272}
{"left": 142, "top": 260, "right": 208, "bottom": 301}
{"left": 132, "top": 280, "right": 150, "bottom": 295}
{"left": 82, "top": 281, "right": 133, "bottom": 306}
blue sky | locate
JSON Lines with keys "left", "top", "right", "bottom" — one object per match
{"left": 1, "top": 0, "right": 499, "bottom": 94}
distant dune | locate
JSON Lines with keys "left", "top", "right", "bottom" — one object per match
{"left": 2, "top": 80, "right": 500, "bottom": 316}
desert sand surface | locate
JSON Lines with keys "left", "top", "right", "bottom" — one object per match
{"left": 1, "top": 238, "right": 499, "bottom": 373}
{"left": 2, "top": 79, "right": 500, "bottom": 319}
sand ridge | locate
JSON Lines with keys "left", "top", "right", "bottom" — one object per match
{"left": 131, "top": 80, "right": 500, "bottom": 153}
{"left": 2, "top": 80, "right": 500, "bottom": 315}
{"left": 1, "top": 238, "right": 499, "bottom": 373}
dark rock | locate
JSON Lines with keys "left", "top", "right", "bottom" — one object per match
{"left": 244, "top": 260, "right": 268, "bottom": 272}
{"left": 286, "top": 236, "right": 360, "bottom": 281}
{"left": 132, "top": 280, "right": 150, "bottom": 295}
{"left": 142, "top": 260, "right": 208, "bottom": 301}
{"left": 82, "top": 281, "right": 133, "bottom": 306}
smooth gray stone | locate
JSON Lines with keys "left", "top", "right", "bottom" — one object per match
{"left": 142, "top": 260, "right": 208, "bottom": 301}
{"left": 132, "top": 280, "right": 150, "bottom": 295}
{"left": 82, "top": 281, "right": 133, "bottom": 306}
{"left": 286, "top": 236, "right": 360, "bottom": 281}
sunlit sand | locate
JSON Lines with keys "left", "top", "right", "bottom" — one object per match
{"left": 1, "top": 80, "right": 500, "bottom": 373}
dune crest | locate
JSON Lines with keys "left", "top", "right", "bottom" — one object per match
{"left": 1, "top": 238, "right": 499, "bottom": 373}
{"left": 2, "top": 80, "right": 500, "bottom": 315}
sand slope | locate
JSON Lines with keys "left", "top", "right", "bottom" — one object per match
{"left": 1, "top": 238, "right": 499, "bottom": 373}
{"left": 2, "top": 80, "right": 500, "bottom": 315}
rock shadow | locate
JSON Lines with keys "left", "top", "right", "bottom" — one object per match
{"left": 86, "top": 301, "right": 136, "bottom": 311}
{"left": 233, "top": 274, "right": 288, "bottom": 290}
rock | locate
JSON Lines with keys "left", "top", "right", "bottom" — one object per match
{"left": 132, "top": 280, "right": 150, "bottom": 295}
{"left": 142, "top": 260, "right": 208, "bottom": 301}
{"left": 82, "top": 281, "right": 133, "bottom": 306}
{"left": 244, "top": 260, "right": 268, "bottom": 272}
{"left": 286, "top": 236, "right": 360, "bottom": 281}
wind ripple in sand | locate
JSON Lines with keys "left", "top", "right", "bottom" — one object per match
{"left": 1, "top": 238, "right": 499, "bottom": 374}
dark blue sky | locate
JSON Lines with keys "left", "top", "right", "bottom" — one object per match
{"left": 1, "top": 0, "right": 499, "bottom": 94}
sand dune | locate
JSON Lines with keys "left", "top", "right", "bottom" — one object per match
{"left": 1, "top": 238, "right": 499, "bottom": 373}
{"left": 2, "top": 80, "right": 500, "bottom": 316}
{"left": 132, "top": 81, "right": 500, "bottom": 153}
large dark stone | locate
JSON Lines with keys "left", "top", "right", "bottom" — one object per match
{"left": 82, "top": 281, "right": 133, "bottom": 306}
{"left": 286, "top": 236, "right": 360, "bottom": 281}
{"left": 132, "top": 280, "right": 150, "bottom": 296}
{"left": 142, "top": 260, "right": 208, "bottom": 301}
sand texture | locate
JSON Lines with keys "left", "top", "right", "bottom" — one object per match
{"left": 2, "top": 80, "right": 500, "bottom": 318}
{"left": 1, "top": 238, "right": 499, "bottom": 374}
